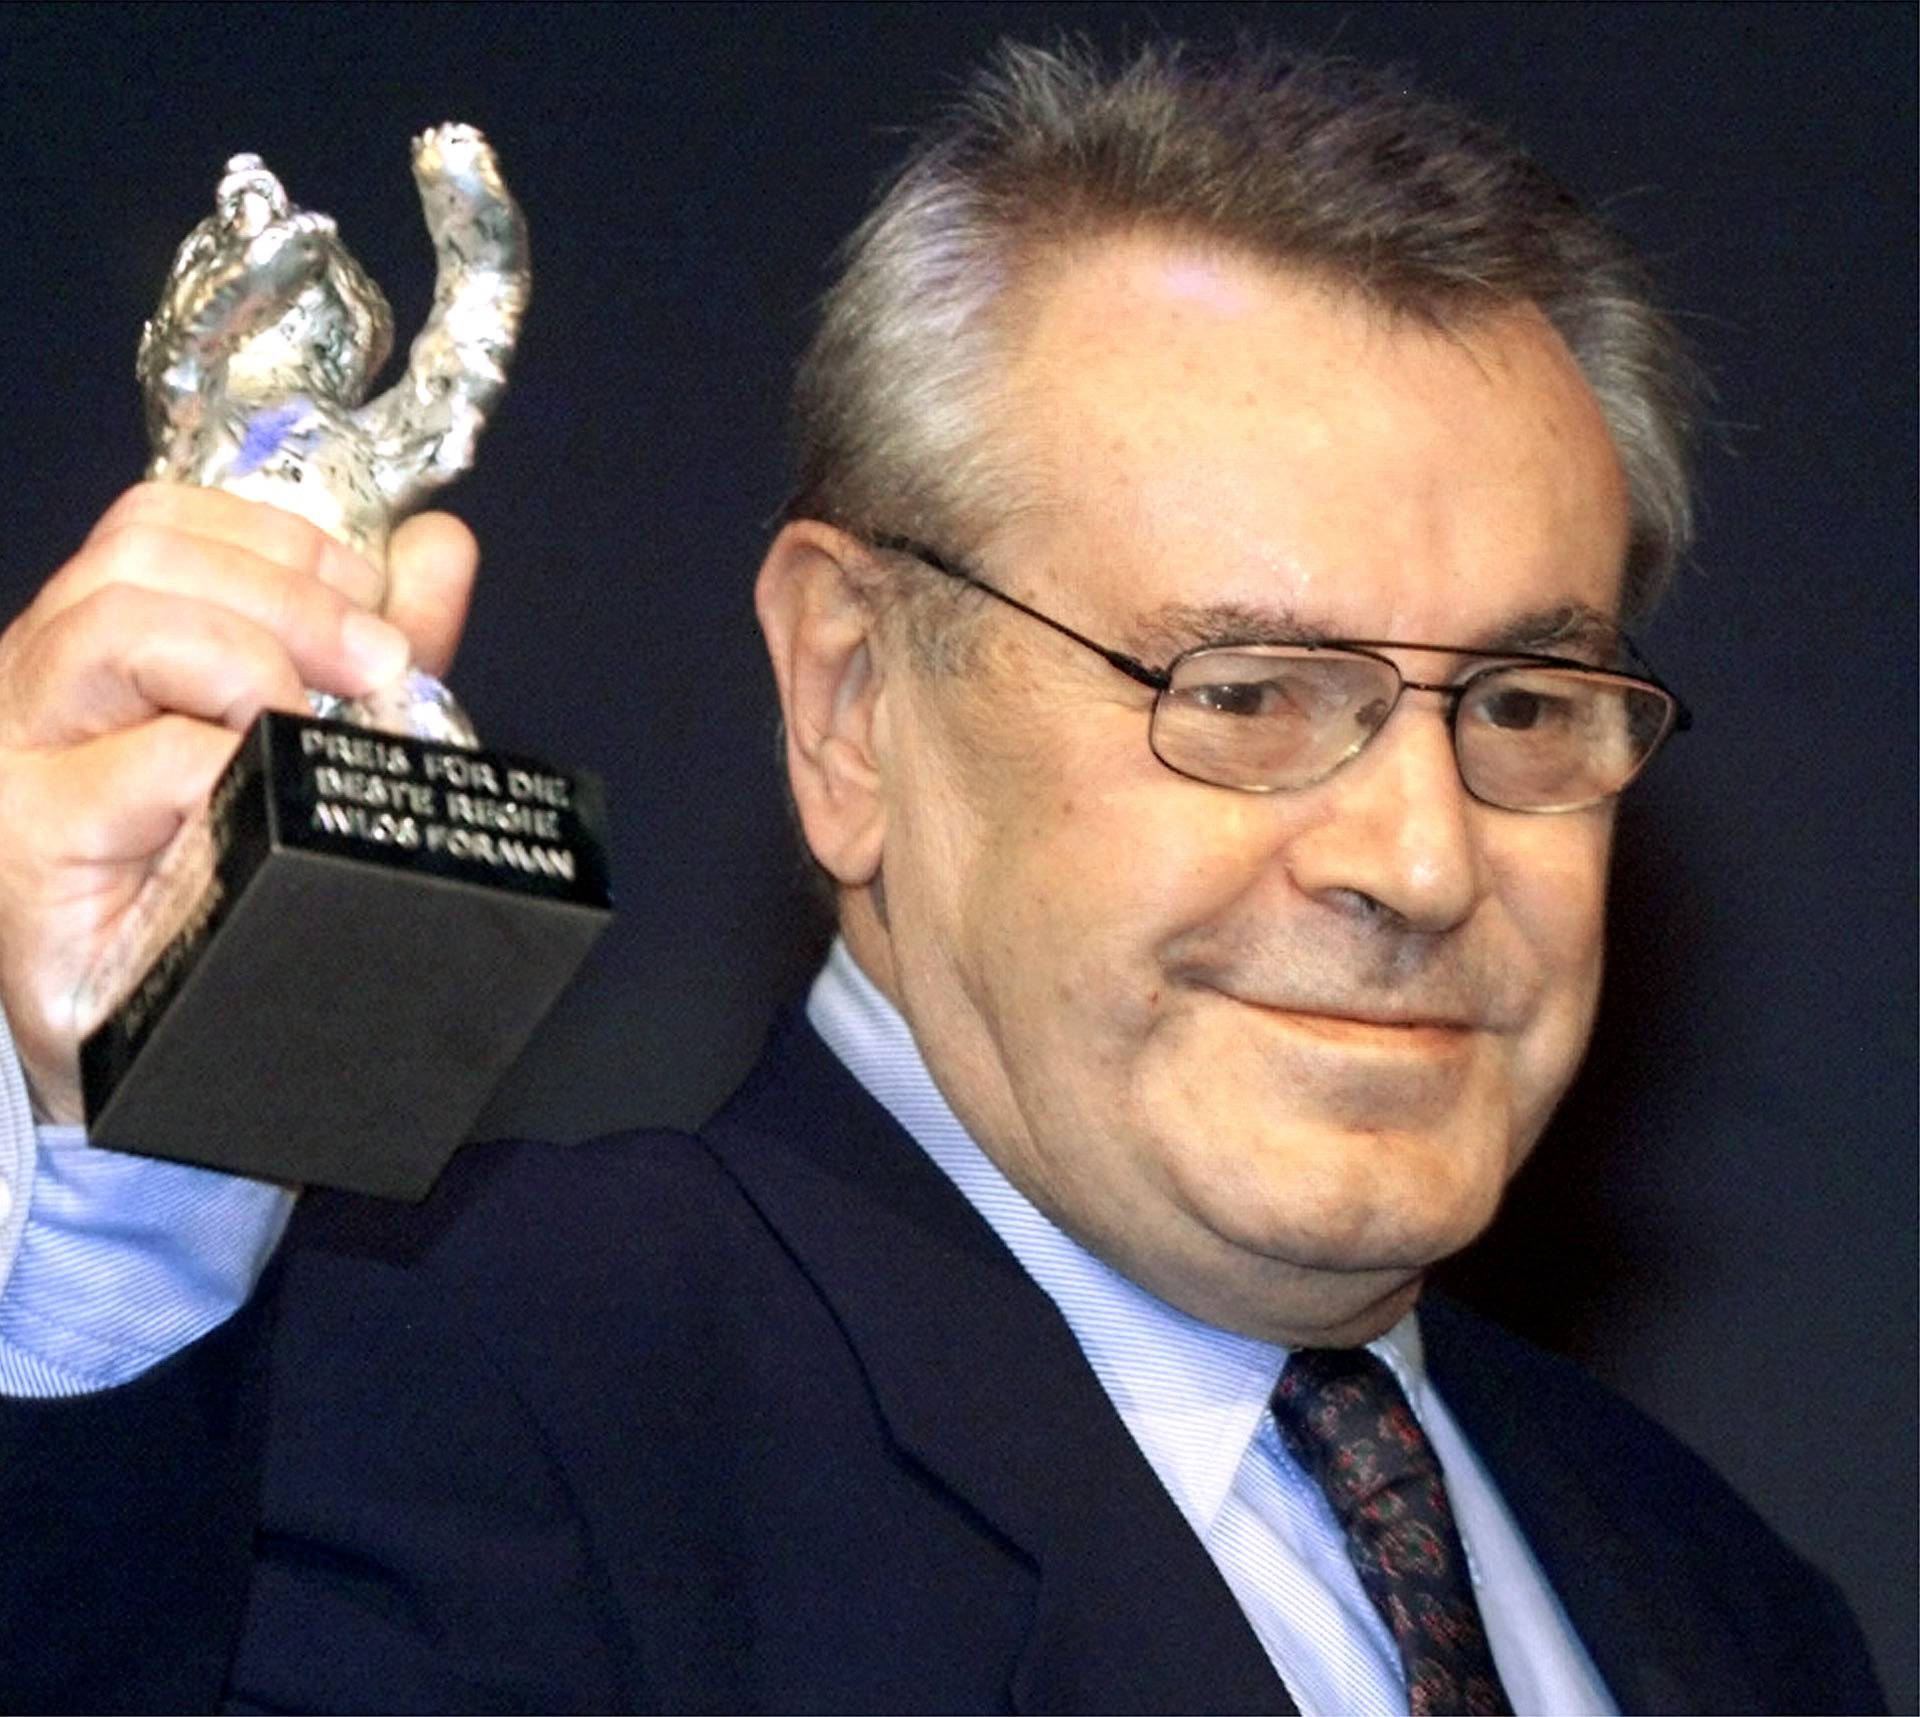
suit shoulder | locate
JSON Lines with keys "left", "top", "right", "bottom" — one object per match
{"left": 288, "top": 1125, "right": 767, "bottom": 1301}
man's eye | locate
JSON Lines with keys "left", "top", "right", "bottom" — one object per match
{"left": 1185, "top": 679, "right": 1291, "bottom": 718}
{"left": 1478, "top": 687, "right": 1571, "bottom": 731}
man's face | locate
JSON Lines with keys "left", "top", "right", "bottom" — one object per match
{"left": 859, "top": 239, "right": 1631, "bottom": 1344}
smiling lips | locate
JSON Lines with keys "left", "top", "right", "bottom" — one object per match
{"left": 1222, "top": 994, "right": 1478, "bottom": 1054}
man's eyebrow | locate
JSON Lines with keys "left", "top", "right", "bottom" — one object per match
{"left": 1126, "top": 601, "right": 1334, "bottom": 658}
{"left": 1126, "top": 600, "right": 1626, "bottom": 663}
{"left": 1476, "top": 605, "right": 1627, "bottom": 661}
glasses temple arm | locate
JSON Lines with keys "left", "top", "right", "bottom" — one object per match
{"left": 870, "top": 534, "right": 1171, "bottom": 691}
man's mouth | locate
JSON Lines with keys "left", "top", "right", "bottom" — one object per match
{"left": 1199, "top": 986, "right": 1480, "bottom": 1051}
{"left": 1258, "top": 1008, "right": 1474, "bottom": 1053}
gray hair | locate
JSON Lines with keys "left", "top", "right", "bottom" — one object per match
{"left": 789, "top": 39, "right": 1701, "bottom": 625}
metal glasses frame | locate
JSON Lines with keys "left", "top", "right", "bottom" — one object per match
{"left": 871, "top": 533, "right": 1691, "bottom": 808}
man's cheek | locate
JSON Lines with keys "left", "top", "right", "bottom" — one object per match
{"left": 1510, "top": 982, "right": 1602, "bottom": 1141}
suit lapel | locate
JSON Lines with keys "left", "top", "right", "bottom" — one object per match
{"left": 1422, "top": 1295, "right": 1759, "bottom": 1715}
{"left": 704, "top": 1015, "right": 1294, "bottom": 1715}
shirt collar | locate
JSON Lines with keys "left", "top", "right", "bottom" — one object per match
{"left": 805, "top": 937, "right": 1430, "bottom": 1539}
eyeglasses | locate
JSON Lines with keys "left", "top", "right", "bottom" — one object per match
{"left": 873, "top": 536, "right": 1689, "bottom": 813}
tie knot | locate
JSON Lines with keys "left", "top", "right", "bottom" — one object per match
{"left": 1272, "top": 1346, "right": 1439, "bottom": 1521}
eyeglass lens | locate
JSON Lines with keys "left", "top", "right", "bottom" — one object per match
{"left": 1151, "top": 648, "right": 1675, "bottom": 811}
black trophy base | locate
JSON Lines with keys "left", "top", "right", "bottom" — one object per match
{"left": 80, "top": 711, "right": 612, "bottom": 1200}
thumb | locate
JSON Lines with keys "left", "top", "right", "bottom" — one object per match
{"left": 384, "top": 511, "right": 478, "bottom": 677}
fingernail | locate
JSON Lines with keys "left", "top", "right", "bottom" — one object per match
{"left": 341, "top": 610, "right": 410, "bottom": 685}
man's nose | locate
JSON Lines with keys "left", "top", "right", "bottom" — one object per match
{"left": 1282, "top": 690, "right": 1487, "bottom": 934}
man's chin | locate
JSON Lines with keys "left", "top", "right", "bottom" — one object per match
{"left": 1157, "top": 1241, "right": 1433, "bottom": 1348}
{"left": 1177, "top": 1140, "right": 1514, "bottom": 1279}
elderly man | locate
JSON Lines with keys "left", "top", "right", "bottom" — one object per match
{"left": 0, "top": 41, "right": 1882, "bottom": 1716}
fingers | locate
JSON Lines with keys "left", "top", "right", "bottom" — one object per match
{"left": 6, "top": 715, "right": 242, "bottom": 866}
{"left": 56, "top": 484, "right": 477, "bottom": 685}
{"left": 83, "top": 482, "right": 387, "bottom": 611}
{"left": 385, "top": 510, "right": 477, "bottom": 677}
{"left": 0, "top": 584, "right": 318, "bottom": 746}
{"left": 10, "top": 485, "right": 412, "bottom": 726}
{"left": 2, "top": 485, "right": 484, "bottom": 757}
{"left": 5, "top": 568, "right": 407, "bottom": 747}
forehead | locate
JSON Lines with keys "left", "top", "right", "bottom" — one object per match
{"left": 990, "top": 237, "right": 1631, "bottom": 649}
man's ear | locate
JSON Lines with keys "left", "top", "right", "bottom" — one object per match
{"left": 754, "top": 521, "right": 889, "bottom": 887}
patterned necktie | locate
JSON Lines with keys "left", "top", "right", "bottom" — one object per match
{"left": 1271, "top": 1347, "right": 1514, "bottom": 1717}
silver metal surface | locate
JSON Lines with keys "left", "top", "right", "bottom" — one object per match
{"left": 139, "top": 124, "right": 530, "bottom": 742}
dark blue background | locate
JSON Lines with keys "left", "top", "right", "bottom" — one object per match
{"left": 2, "top": 3, "right": 1912, "bottom": 1704}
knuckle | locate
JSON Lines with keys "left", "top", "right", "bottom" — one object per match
{"left": 0, "top": 758, "right": 50, "bottom": 845}
{"left": 0, "top": 765, "right": 79, "bottom": 899}
{"left": 0, "top": 602, "right": 109, "bottom": 745}
{"left": 0, "top": 739, "right": 27, "bottom": 810}
{"left": 0, "top": 635, "right": 38, "bottom": 743}
{"left": 32, "top": 528, "right": 136, "bottom": 620}
{"left": 69, "top": 578, "right": 151, "bottom": 640}
{"left": 252, "top": 515, "right": 355, "bottom": 618}
{"left": 59, "top": 487, "right": 207, "bottom": 610}
{"left": 238, "top": 497, "right": 334, "bottom": 576}
{"left": 92, "top": 481, "right": 172, "bottom": 535}
{"left": 262, "top": 562, "right": 321, "bottom": 646}
{"left": 0, "top": 602, "right": 29, "bottom": 675}
{"left": 206, "top": 642, "right": 291, "bottom": 727}
{"left": 86, "top": 518, "right": 171, "bottom": 586}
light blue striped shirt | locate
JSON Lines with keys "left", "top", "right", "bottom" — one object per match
{"left": 0, "top": 952, "right": 1614, "bottom": 1713}
{"left": 0, "top": 1012, "right": 291, "bottom": 1395}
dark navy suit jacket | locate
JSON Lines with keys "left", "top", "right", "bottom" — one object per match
{"left": 0, "top": 1016, "right": 1884, "bottom": 1713}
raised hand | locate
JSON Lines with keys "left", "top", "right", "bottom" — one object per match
{"left": 0, "top": 484, "right": 475, "bottom": 1122}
